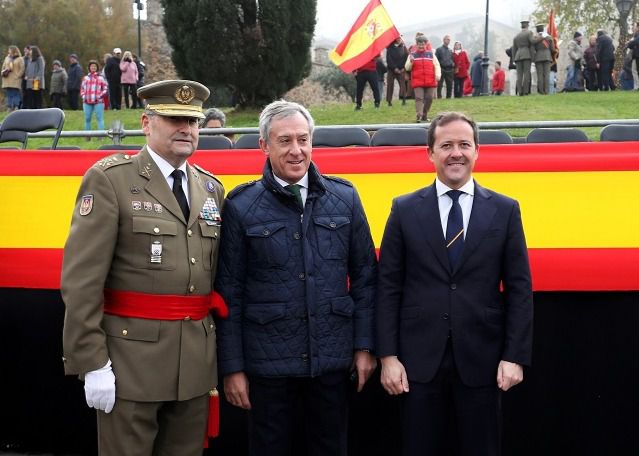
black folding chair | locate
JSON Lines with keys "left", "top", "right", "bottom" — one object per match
{"left": 599, "top": 124, "right": 639, "bottom": 142}
{"left": 526, "top": 128, "right": 589, "bottom": 143}
{"left": 0, "top": 108, "right": 65, "bottom": 149}
{"left": 313, "top": 127, "right": 370, "bottom": 147}
{"left": 233, "top": 133, "right": 261, "bottom": 149}
{"left": 370, "top": 127, "right": 428, "bottom": 146}
{"left": 478, "top": 130, "right": 513, "bottom": 145}
{"left": 197, "top": 135, "right": 234, "bottom": 150}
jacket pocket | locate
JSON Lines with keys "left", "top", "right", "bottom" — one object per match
{"left": 244, "top": 303, "right": 287, "bottom": 325}
{"left": 246, "top": 222, "right": 288, "bottom": 267}
{"left": 131, "top": 216, "right": 177, "bottom": 270}
{"left": 331, "top": 296, "right": 355, "bottom": 317}
{"left": 103, "top": 315, "right": 160, "bottom": 342}
{"left": 199, "top": 221, "right": 220, "bottom": 271}
{"left": 313, "top": 216, "right": 351, "bottom": 260}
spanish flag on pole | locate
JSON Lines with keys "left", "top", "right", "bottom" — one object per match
{"left": 548, "top": 9, "right": 559, "bottom": 65}
{"left": 329, "top": 0, "right": 400, "bottom": 73}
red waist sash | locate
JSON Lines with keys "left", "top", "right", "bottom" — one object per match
{"left": 103, "top": 289, "right": 228, "bottom": 319}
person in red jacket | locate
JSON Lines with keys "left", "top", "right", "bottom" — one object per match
{"left": 405, "top": 35, "right": 441, "bottom": 122}
{"left": 491, "top": 61, "right": 506, "bottom": 95}
{"left": 452, "top": 41, "right": 470, "bottom": 98}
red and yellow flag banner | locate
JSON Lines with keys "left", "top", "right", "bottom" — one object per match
{"left": 329, "top": 0, "right": 400, "bottom": 73}
{"left": 548, "top": 9, "right": 559, "bottom": 64}
{"left": 1, "top": 142, "right": 639, "bottom": 291}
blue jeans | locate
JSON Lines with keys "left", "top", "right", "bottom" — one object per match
{"left": 4, "top": 88, "right": 21, "bottom": 109}
{"left": 83, "top": 102, "right": 105, "bottom": 131}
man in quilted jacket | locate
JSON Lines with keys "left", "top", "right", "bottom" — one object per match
{"left": 215, "top": 100, "right": 378, "bottom": 456}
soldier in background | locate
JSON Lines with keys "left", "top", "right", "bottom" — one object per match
{"left": 61, "top": 79, "right": 225, "bottom": 456}
{"left": 512, "top": 20, "right": 536, "bottom": 96}
{"left": 533, "top": 24, "right": 555, "bottom": 95}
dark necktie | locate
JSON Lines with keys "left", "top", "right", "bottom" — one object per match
{"left": 445, "top": 190, "right": 464, "bottom": 268}
{"left": 285, "top": 184, "right": 304, "bottom": 210}
{"left": 171, "top": 169, "right": 190, "bottom": 221}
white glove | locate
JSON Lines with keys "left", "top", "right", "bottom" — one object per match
{"left": 84, "top": 359, "right": 116, "bottom": 413}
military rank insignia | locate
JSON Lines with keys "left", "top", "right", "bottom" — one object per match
{"left": 199, "top": 197, "right": 222, "bottom": 226}
{"left": 79, "top": 195, "right": 94, "bottom": 216}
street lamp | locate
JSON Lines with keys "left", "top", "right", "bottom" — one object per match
{"left": 480, "top": 0, "right": 491, "bottom": 95}
{"left": 615, "top": 0, "right": 633, "bottom": 15}
{"left": 134, "top": 0, "right": 143, "bottom": 59}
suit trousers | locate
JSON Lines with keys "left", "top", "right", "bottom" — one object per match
{"left": 386, "top": 69, "right": 406, "bottom": 102}
{"left": 97, "top": 393, "right": 209, "bottom": 456}
{"left": 516, "top": 60, "right": 531, "bottom": 95}
{"left": 437, "top": 68, "right": 454, "bottom": 98}
{"left": 400, "top": 340, "right": 501, "bottom": 456}
{"left": 247, "top": 371, "right": 349, "bottom": 456}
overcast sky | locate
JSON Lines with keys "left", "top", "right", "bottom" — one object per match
{"left": 315, "top": 0, "right": 537, "bottom": 41}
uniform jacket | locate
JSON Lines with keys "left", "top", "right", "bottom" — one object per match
{"left": 513, "top": 29, "right": 536, "bottom": 61}
{"left": 1, "top": 55, "right": 24, "bottom": 89}
{"left": 62, "top": 146, "right": 225, "bottom": 402}
{"left": 533, "top": 35, "right": 554, "bottom": 63}
{"left": 376, "top": 181, "right": 533, "bottom": 387}
{"left": 406, "top": 49, "right": 440, "bottom": 88}
{"left": 215, "top": 160, "right": 377, "bottom": 378}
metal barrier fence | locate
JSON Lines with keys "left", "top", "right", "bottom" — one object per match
{"left": 25, "top": 118, "right": 639, "bottom": 145}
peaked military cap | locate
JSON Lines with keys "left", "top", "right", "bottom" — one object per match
{"left": 137, "top": 79, "right": 210, "bottom": 119}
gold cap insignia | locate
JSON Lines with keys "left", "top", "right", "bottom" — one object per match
{"left": 175, "top": 85, "right": 195, "bottom": 104}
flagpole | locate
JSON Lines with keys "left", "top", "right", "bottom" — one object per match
{"left": 480, "top": 0, "right": 491, "bottom": 95}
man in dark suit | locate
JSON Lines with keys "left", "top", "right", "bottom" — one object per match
{"left": 376, "top": 111, "right": 533, "bottom": 456}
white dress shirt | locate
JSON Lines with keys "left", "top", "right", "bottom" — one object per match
{"left": 273, "top": 172, "right": 309, "bottom": 207}
{"left": 435, "top": 178, "right": 475, "bottom": 239}
{"left": 147, "top": 147, "right": 190, "bottom": 206}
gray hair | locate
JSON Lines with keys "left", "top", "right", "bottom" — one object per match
{"left": 259, "top": 100, "right": 315, "bottom": 144}
{"left": 200, "top": 107, "right": 226, "bottom": 128}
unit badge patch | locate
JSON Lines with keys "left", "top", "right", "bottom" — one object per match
{"left": 80, "top": 195, "right": 94, "bottom": 216}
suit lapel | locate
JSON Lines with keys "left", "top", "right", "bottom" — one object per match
{"left": 414, "top": 184, "right": 450, "bottom": 273}
{"left": 137, "top": 147, "right": 186, "bottom": 223}
{"left": 456, "top": 181, "right": 497, "bottom": 272}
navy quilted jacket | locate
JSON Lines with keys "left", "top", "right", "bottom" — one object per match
{"left": 215, "top": 160, "right": 377, "bottom": 377}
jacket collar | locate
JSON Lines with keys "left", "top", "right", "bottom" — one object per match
{"left": 261, "top": 159, "right": 326, "bottom": 198}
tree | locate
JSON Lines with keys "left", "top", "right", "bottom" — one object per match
{"left": 160, "top": 0, "right": 316, "bottom": 107}
{"left": 0, "top": 0, "right": 136, "bottom": 101}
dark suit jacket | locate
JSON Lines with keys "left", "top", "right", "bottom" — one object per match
{"left": 376, "top": 180, "right": 533, "bottom": 387}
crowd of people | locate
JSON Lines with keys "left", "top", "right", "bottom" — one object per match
{"left": 1, "top": 45, "right": 146, "bottom": 135}
{"left": 353, "top": 20, "right": 639, "bottom": 119}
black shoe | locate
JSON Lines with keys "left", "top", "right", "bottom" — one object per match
{"left": 355, "top": 105, "right": 362, "bottom": 111}
{"left": 374, "top": 103, "right": 380, "bottom": 109}
{"left": 387, "top": 101, "right": 393, "bottom": 107}
{"left": 402, "top": 98, "right": 406, "bottom": 106}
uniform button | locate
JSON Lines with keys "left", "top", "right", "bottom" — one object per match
{"left": 450, "top": 283, "right": 457, "bottom": 290}
{"left": 209, "top": 323, "right": 214, "bottom": 329}
{"left": 61, "top": 356, "right": 67, "bottom": 363}
{"left": 442, "top": 313, "right": 450, "bottom": 320}
{"left": 299, "top": 273, "right": 305, "bottom": 280}
{"left": 191, "top": 258, "right": 196, "bottom": 264}
{"left": 153, "top": 227, "right": 160, "bottom": 234}
{"left": 123, "top": 154, "right": 130, "bottom": 159}
{"left": 263, "top": 229, "right": 270, "bottom": 236}
{"left": 187, "top": 229, "right": 193, "bottom": 236}
{"left": 329, "top": 221, "right": 337, "bottom": 228}
{"left": 294, "top": 232, "right": 301, "bottom": 240}
{"left": 122, "top": 329, "right": 128, "bottom": 336}
{"left": 301, "top": 353, "right": 309, "bottom": 361}
{"left": 184, "top": 316, "right": 191, "bottom": 321}
{"left": 213, "top": 232, "right": 218, "bottom": 239}
{"left": 189, "top": 285, "right": 196, "bottom": 293}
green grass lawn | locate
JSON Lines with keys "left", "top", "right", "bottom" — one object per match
{"left": 1, "top": 91, "right": 637, "bottom": 149}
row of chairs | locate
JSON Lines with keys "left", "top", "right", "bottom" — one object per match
{"left": 1, "top": 107, "right": 638, "bottom": 150}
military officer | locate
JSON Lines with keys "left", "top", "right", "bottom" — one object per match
{"left": 533, "top": 24, "right": 555, "bottom": 95}
{"left": 512, "top": 20, "right": 536, "bottom": 95}
{"left": 61, "top": 79, "right": 225, "bottom": 456}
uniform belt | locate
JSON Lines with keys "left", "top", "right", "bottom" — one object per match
{"left": 103, "top": 289, "right": 229, "bottom": 320}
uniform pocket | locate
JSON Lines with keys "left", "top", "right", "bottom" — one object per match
{"left": 313, "top": 216, "right": 351, "bottom": 260}
{"left": 131, "top": 216, "right": 177, "bottom": 270}
{"left": 103, "top": 315, "right": 161, "bottom": 342}
{"left": 246, "top": 222, "right": 288, "bottom": 267}
{"left": 199, "top": 221, "right": 220, "bottom": 271}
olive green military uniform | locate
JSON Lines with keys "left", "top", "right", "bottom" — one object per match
{"left": 533, "top": 27, "right": 555, "bottom": 95}
{"left": 62, "top": 80, "right": 224, "bottom": 456}
{"left": 513, "top": 22, "right": 536, "bottom": 95}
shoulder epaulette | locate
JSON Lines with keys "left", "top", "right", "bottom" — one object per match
{"left": 94, "top": 153, "right": 133, "bottom": 170}
{"left": 324, "top": 175, "right": 353, "bottom": 187}
{"left": 228, "top": 180, "right": 258, "bottom": 199}
{"left": 193, "top": 164, "right": 223, "bottom": 185}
